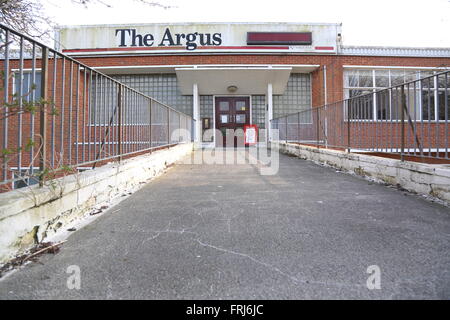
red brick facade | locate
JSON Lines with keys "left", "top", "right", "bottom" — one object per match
{"left": 73, "top": 53, "right": 450, "bottom": 107}
{"left": 1, "top": 52, "right": 449, "bottom": 191}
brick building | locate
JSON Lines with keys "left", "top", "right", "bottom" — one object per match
{"left": 2, "top": 22, "right": 450, "bottom": 190}
{"left": 56, "top": 22, "right": 450, "bottom": 147}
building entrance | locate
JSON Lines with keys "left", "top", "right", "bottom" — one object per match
{"left": 215, "top": 97, "right": 250, "bottom": 147}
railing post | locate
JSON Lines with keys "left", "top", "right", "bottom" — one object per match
{"left": 192, "top": 118, "right": 195, "bottom": 143}
{"left": 149, "top": 99, "right": 152, "bottom": 153}
{"left": 39, "top": 47, "right": 49, "bottom": 186}
{"left": 2, "top": 29, "right": 10, "bottom": 184}
{"left": 117, "top": 85, "right": 123, "bottom": 162}
{"left": 285, "top": 116, "right": 288, "bottom": 143}
{"left": 179, "top": 112, "right": 182, "bottom": 143}
{"left": 167, "top": 108, "right": 170, "bottom": 148}
{"left": 347, "top": 101, "right": 351, "bottom": 153}
{"left": 316, "top": 107, "right": 320, "bottom": 148}
{"left": 401, "top": 85, "right": 406, "bottom": 161}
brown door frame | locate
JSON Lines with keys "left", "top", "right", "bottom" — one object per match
{"left": 214, "top": 96, "right": 251, "bottom": 147}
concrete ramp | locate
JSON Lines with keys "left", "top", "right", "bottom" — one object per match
{"left": 1, "top": 151, "right": 449, "bottom": 299}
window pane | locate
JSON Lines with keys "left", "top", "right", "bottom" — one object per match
{"left": 389, "top": 88, "right": 403, "bottom": 120}
{"left": 438, "top": 73, "right": 450, "bottom": 89}
{"left": 13, "top": 179, "right": 28, "bottom": 190}
{"left": 387, "top": 87, "right": 420, "bottom": 121}
{"left": 220, "top": 115, "right": 229, "bottom": 123}
{"left": 344, "top": 70, "right": 359, "bottom": 87}
{"left": 420, "top": 75, "right": 435, "bottom": 89}
{"left": 349, "top": 89, "right": 372, "bottom": 98}
{"left": 236, "top": 114, "right": 246, "bottom": 123}
{"left": 421, "top": 89, "right": 435, "bottom": 120}
{"left": 348, "top": 90, "right": 374, "bottom": 120}
{"left": 235, "top": 101, "right": 246, "bottom": 111}
{"left": 14, "top": 72, "right": 42, "bottom": 102}
{"left": 404, "top": 71, "right": 419, "bottom": 83}
{"left": 437, "top": 90, "right": 450, "bottom": 120}
{"left": 420, "top": 71, "right": 434, "bottom": 80}
{"left": 405, "top": 89, "right": 421, "bottom": 120}
{"left": 390, "top": 70, "right": 405, "bottom": 86}
{"left": 376, "top": 90, "right": 390, "bottom": 120}
{"left": 13, "top": 170, "right": 39, "bottom": 189}
{"left": 375, "top": 70, "right": 389, "bottom": 87}
{"left": 358, "top": 70, "right": 373, "bottom": 87}
{"left": 219, "top": 101, "right": 229, "bottom": 111}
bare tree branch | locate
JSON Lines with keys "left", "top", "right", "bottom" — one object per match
{"left": 0, "top": 0, "right": 53, "bottom": 39}
{"left": 71, "top": 0, "right": 173, "bottom": 9}
{"left": 0, "top": 0, "right": 172, "bottom": 40}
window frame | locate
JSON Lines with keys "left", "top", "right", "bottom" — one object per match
{"left": 12, "top": 69, "right": 42, "bottom": 103}
{"left": 343, "top": 67, "right": 448, "bottom": 123}
{"left": 10, "top": 167, "right": 40, "bottom": 190}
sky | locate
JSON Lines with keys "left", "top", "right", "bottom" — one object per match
{"left": 42, "top": 0, "right": 450, "bottom": 48}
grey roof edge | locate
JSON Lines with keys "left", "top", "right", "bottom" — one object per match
{"left": 3, "top": 46, "right": 449, "bottom": 59}
{"left": 54, "top": 21, "right": 343, "bottom": 30}
{"left": 339, "top": 46, "right": 450, "bottom": 58}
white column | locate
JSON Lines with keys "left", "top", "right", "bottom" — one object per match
{"left": 266, "top": 83, "right": 273, "bottom": 142}
{"left": 193, "top": 83, "right": 201, "bottom": 147}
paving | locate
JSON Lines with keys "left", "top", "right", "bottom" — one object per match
{"left": 0, "top": 150, "right": 449, "bottom": 299}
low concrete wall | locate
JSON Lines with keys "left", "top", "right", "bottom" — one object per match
{"left": 272, "top": 142, "right": 450, "bottom": 205}
{"left": 0, "top": 143, "right": 193, "bottom": 263}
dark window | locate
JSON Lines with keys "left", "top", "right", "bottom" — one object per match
{"left": 14, "top": 72, "right": 42, "bottom": 102}
{"left": 13, "top": 169, "right": 39, "bottom": 190}
{"left": 348, "top": 90, "right": 373, "bottom": 120}
{"left": 421, "top": 89, "right": 435, "bottom": 121}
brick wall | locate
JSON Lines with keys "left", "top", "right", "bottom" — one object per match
{"left": 1, "top": 53, "right": 449, "bottom": 190}
{"left": 73, "top": 53, "right": 450, "bottom": 107}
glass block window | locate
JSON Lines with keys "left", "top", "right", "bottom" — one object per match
{"left": 89, "top": 77, "right": 151, "bottom": 125}
{"left": 200, "top": 95, "right": 214, "bottom": 142}
{"left": 112, "top": 74, "right": 193, "bottom": 116}
{"left": 273, "top": 73, "right": 311, "bottom": 118}
{"left": 89, "top": 76, "right": 119, "bottom": 125}
{"left": 251, "top": 95, "right": 266, "bottom": 129}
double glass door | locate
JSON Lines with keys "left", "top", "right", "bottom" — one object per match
{"left": 215, "top": 97, "right": 250, "bottom": 147}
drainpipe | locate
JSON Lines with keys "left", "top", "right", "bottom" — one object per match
{"left": 266, "top": 83, "right": 273, "bottom": 144}
{"left": 323, "top": 65, "right": 328, "bottom": 148}
{"left": 323, "top": 65, "right": 327, "bottom": 106}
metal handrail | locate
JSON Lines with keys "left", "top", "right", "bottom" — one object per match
{"left": 271, "top": 70, "right": 449, "bottom": 161}
{"left": 0, "top": 23, "right": 194, "bottom": 191}
{"left": 272, "top": 69, "right": 450, "bottom": 122}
